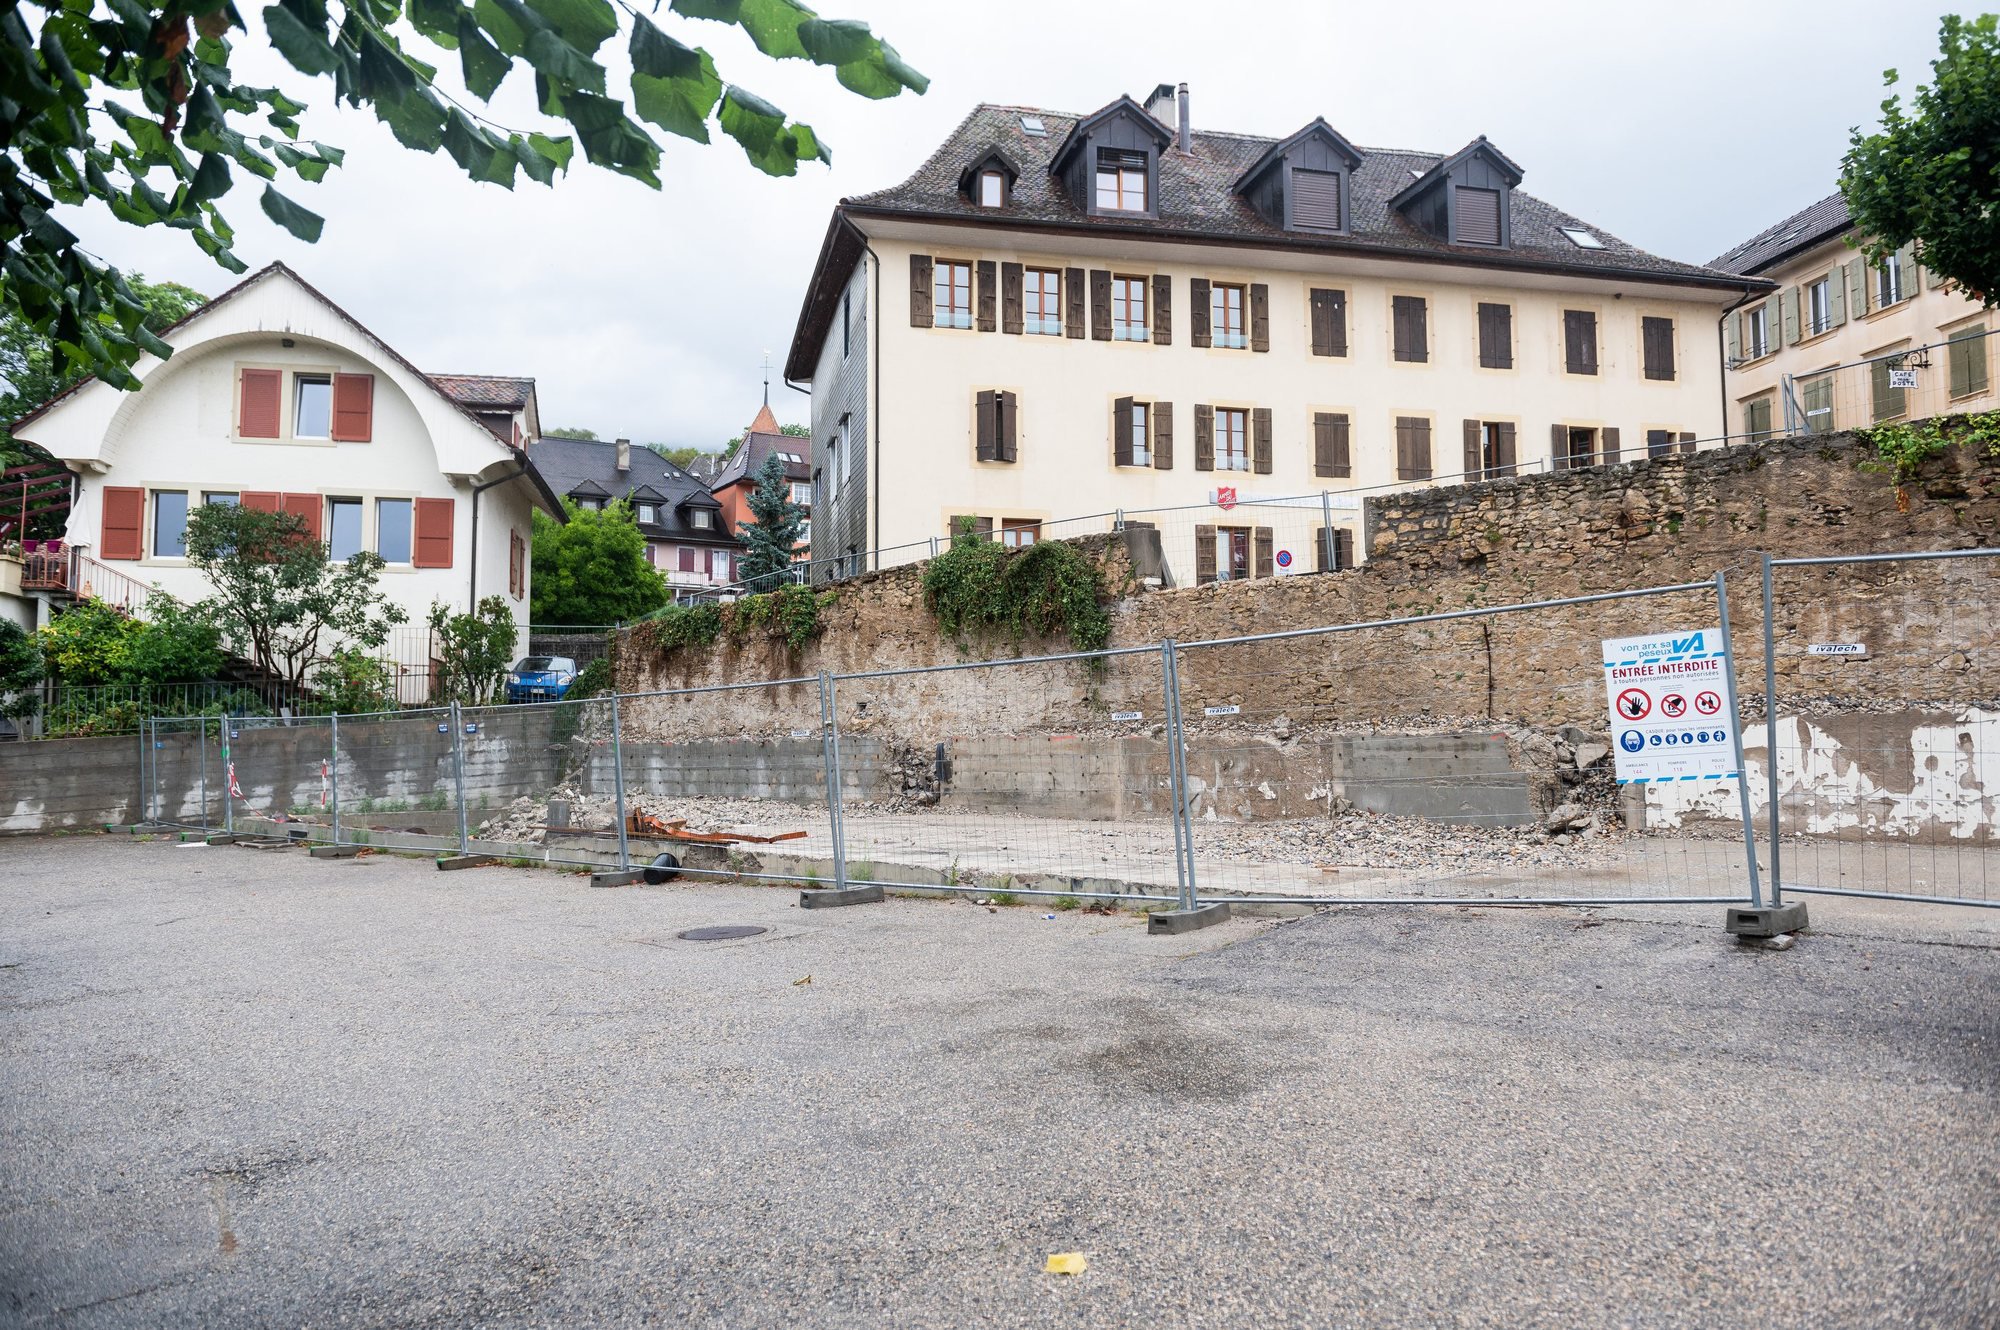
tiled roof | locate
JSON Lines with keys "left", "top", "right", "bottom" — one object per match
{"left": 713, "top": 429, "right": 812, "bottom": 490}
{"left": 790, "top": 101, "right": 1763, "bottom": 377}
{"left": 527, "top": 436, "right": 736, "bottom": 544}
{"left": 1707, "top": 192, "right": 1852, "bottom": 275}
{"left": 430, "top": 374, "right": 535, "bottom": 410}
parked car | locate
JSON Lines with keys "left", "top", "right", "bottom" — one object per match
{"left": 504, "top": 656, "right": 578, "bottom": 703}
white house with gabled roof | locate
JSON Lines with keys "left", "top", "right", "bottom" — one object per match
{"left": 11, "top": 262, "right": 565, "bottom": 688}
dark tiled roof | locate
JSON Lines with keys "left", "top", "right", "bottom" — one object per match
{"left": 790, "top": 101, "right": 1764, "bottom": 377}
{"left": 1707, "top": 192, "right": 1852, "bottom": 275}
{"left": 526, "top": 436, "right": 735, "bottom": 544}
{"left": 431, "top": 374, "right": 535, "bottom": 410}
{"left": 713, "top": 430, "right": 812, "bottom": 490}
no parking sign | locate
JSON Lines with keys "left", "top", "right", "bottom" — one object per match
{"left": 1601, "top": 629, "right": 1739, "bottom": 784}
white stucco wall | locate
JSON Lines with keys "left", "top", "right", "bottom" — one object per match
{"left": 839, "top": 222, "right": 1735, "bottom": 574}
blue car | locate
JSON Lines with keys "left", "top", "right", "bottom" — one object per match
{"left": 505, "top": 656, "right": 578, "bottom": 704}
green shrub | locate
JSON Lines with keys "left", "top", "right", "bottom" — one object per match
{"left": 314, "top": 648, "right": 397, "bottom": 715}
{"left": 922, "top": 525, "right": 1110, "bottom": 653}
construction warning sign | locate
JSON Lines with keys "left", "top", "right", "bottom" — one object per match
{"left": 1600, "top": 628, "right": 1739, "bottom": 784}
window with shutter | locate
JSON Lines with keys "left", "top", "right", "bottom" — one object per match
{"left": 1395, "top": 417, "right": 1432, "bottom": 480}
{"left": 99, "top": 486, "right": 146, "bottom": 560}
{"left": 1313, "top": 411, "right": 1351, "bottom": 479}
{"left": 1563, "top": 310, "right": 1598, "bottom": 375}
{"left": 1152, "top": 402, "right": 1173, "bottom": 470}
{"left": 933, "top": 261, "right": 973, "bottom": 329}
{"left": 1113, "top": 397, "right": 1134, "bottom": 467}
{"left": 1290, "top": 168, "right": 1343, "bottom": 231}
{"left": 1254, "top": 527, "right": 1274, "bottom": 579}
{"left": 1189, "top": 278, "right": 1211, "bottom": 348}
{"left": 1392, "top": 296, "right": 1427, "bottom": 363}
{"left": 1195, "top": 524, "right": 1217, "bottom": 585}
{"left": 239, "top": 368, "right": 282, "bottom": 438}
{"left": 1309, "top": 289, "right": 1348, "bottom": 358}
{"left": 975, "top": 389, "right": 998, "bottom": 462}
{"left": 1948, "top": 324, "right": 1991, "bottom": 398}
{"left": 1151, "top": 274, "right": 1172, "bottom": 345}
{"left": 1252, "top": 407, "right": 1272, "bottom": 474}
{"left": 1210, "top": 284, "right": 1248, "bottom": 349}
{"left": 1462, "top": 419, "right": 1483, "bottom": 481}
{"left": 150, "top": 492, "right": 188, "bottom": 557}
{"left": 1870, "top": 356, "right": 1906, "bottom": 423}
{"left": 1022, "top": 267, "right": 1059, "bottom": 336}
{"left": 1601, "top": 427, "right": 1621, "bottom": 466}
{"left": 1249, "top": 284, "right": 1270, "bottom": 353}
{"left": 1089, "top": 269, "right": 1113, "bottom": 341}
{"left": 1677, "top": 430, "right": 1696, "bottom": 456}
{"left": 1477, "top": 303, "right": 1512, "bottom": 369}
{"left": 1647, "top": 428, "right": 1674, "bottom": 459}
{"left": 1217, "top": 408, "right": 1250, "bottom": 471}
{"left": 909, "top": 255, "right": 933, "bottom": 328}
{"left": 1453, "top": 186, "right": 1502, "bottom": 245}
{"left": 1000, "top": 262, "right": 1024, "bottom": 335}
{"left": 1494, "top": 422, "right": 1517, "bottom": 477}
{"left": 1642, "top": 317, "right": 1675, "bottom": 381}
{"left": 976, "top": 260, "right": 997, "bottom": 332}
{"left": 1111, "top": 276, "right": 1148, "bottom": 341}
{"left": 1194, "top": 404, "right": 1215, "bottom": 472}
{"left": 331, "top": 373, "right": 374, "bottom": 441}
{"left": 282, "top": 492, "right": 322, "bottom": 546}
{"left": 1064, "top": 268, "right": 1086, "bottom": 340}
{"left": 996, "top": 391, "right": 1018, "bottom": 463}
{"left": 413, "top": 497, "right": 455, "bottom": 568}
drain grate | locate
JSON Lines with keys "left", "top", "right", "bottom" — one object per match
{"left": 676, "top": 925, "right": 769, "bottom": 942}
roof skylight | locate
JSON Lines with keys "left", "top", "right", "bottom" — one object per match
{"left": 1020, "top": 115, "right": 1047, "bottom": 137}
{"left": 1561, "top": 227, "right": 1606, "bottom": 250}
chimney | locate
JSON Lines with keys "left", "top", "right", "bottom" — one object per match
{"left": 1177, "top": 82, "right": 1190, "bottom": 154}
{"left": 614, "top": 437, "right": 630, "bottom": 473}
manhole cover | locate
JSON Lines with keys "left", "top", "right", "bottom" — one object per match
{"left": 676, "top": 925, "right": 769, "bottom": 942}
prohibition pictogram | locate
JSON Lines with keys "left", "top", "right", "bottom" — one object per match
{"left": 1694, "top": 690, "right": 1722, "bottom": 715}
{"left": 1615, "top": 688, "right": 1651, "bottom": 720}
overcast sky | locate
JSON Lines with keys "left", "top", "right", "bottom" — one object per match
{"left": 61, "top": 0, "right": 1975, "bottom": 451}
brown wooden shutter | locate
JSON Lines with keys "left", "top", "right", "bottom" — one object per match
{"left": 976, "top": 260, "right": 997, "bottom": 333}
{"left": 507, "top": 530, "right": 519, "bottom": 597}
{"left": 1678, "top": 430, "right": 1696, "bottom": 456}
{"left": 1315, "top": 527, "right": 1332, "bottom": 572}
{"left": 1254, "top": 527, "right": 1274, "bottom": 579}
{"left": 1089, "top": 269, "right": 1112, "bottom": 341}
{"left": 1601, "top": 426, "right": 1620, "bottom": 466}
{"left": 1334, "top": 529, "right": 1354, "bottom": 570}
{"left": 1249, "top": 283, "right": 1270, "bottom": 353}
{"left": 1000, "top": 262, "right": 1023, "bottom": 335}
{"left": 996, "top": 391, "right": 1018, "bottom": 463}
{"left": 99, "top": 486, "right": 145, "bottom": 560}
{"left": 1646, "top": 428, "right": 1672, "bottom": 459}
{"left": 1195, "top": 525, "right": 1217, "bottom": 585}
{"left": 1329, "top": 414, "right": 1351, "bottom": 478}
{"left": 1252, "top": 407, "right": 1273, "bottom": 474}
{"left": 1392, "top": 296, "right": 1427, "bottom": 363}
{"left": 1565, "top": 310, "right": 1598, "bottom": 374}
{"left": 1190, "top": 278, "right": 1211, "bottom": 348}
{"left": 1396, "top": 417, "right": 1432, "bottom": 480}
{"left": 1113, "top": 397, "right": 1134, "bottom": 467}
{"left": 1643, "top": 317, "right": 1675, "bottom": 381}
{"left": 1313, "top": 412, "right": 1352, "bottom": 479}
{"left": 239, "top": 368, "right": 282, "bottom": 438}
{"left": 1064, "top": 267, "right": 1085, "bottom": 339}
{"left": 1551, "top": 424, "right": 1569, "bottom": 471}
{"left": 909, "top": 255, "right": 933, "bottom": 328}
{"left": 1152, "top": 401, "right": 1173, "bottom": 470}
{"left": 1309, "top": 289, "right": 1348, "bottom": 357}
{"left": 1151, "top": 274, "right": 1171, "bottom": 345}
{"left": 974, "top": 389, "right": 997, "bottom": 462}
{"left": 1395, "top": 419, "right": 1413, "bottom": 480}
{"left": 331, "top": 373, "right": 373, "bottom": 442}
{"left": 1463, "top": 419, "right": 1483, "bottom": 481}
{"left": 1194, "top": 404, "right": 1215, "bottom": 471}
{"left": 240, "top": 491, "right": 281, "bottom": 513}
{"left": 281, "top": 492, "right": 322, "bottom": 545}
{"left": 1478, "top": 303, "right": 1512, "bottom": 368}
{"left": 413, "top": 497, "right": 455, "bottom": 568}
{"left": 1496, "top": 423, "right": 1517, "bottom": 477}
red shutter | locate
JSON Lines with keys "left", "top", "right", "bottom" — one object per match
{"left": 100, "top": 486, "right": 145, "bottom": 560}
{"left": 240, "top": 368, "right": 282, "bottom": 438}
{"left": 240, "top": 491, "right": 281, "bottom": 513}
{"left": 413, "top": 497, "right": 455, "bottom": 568}
{"left": 281, "top": 493, "right": 322, "bottom": 545}
{"left": 331, "top": 373, "right": 374, "bottom": 442}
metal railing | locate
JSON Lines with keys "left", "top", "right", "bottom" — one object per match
{"left": 1779, "top": 327, "right": 1996, "bottom": 438}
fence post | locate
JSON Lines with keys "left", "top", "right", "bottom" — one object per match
{"left": 198, "top": 716, "right": 209, "bottom": 832}
{"left": 137, "top": 717, "right": 151, "bottom": 826}
{"left": 818, "top": 670, "right": 848, "bottom": 891}
{"left": 609, "top": 693, "right": 631, "bottom": 872}
{"left": 1714, "top": 571, "right": 1763, "bottom": 907}
{"left": 1161, "top": 639, "right": 1199, "bottom": 911}
{"left": 1320, "top": 491, "right": 1335, "bottom": 569}
{"left": 221, "top": 717, "right": 233, "bottom": 836}
{"left": 328, "top": 713, "right": 340, "bottom": 847}
{"left": 1761, "top": 555, "right": 1782, "bottom": 906}
{"left": 449, "top": 699, "right": 470, "bottom": 856}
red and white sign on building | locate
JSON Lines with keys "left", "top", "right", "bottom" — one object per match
{"left": 1214, "top": 486, "right": 1238, "bottom": 511}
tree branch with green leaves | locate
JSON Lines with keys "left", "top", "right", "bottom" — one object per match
{"left": 0, "top": 0, "right": 924, "bottom": 391}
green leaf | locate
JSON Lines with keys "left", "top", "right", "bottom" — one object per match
{"left": 471, "top": 0, "right": 528, "bottom": 56}
{"left": 522, "top": 28, "right": 604, "bottom": 93}
{"left": 717, "top": 85, "right": 820, "bottom": 176}
{"left": 557, "top": 91, "right": 661, "bottom": 187}
{"left": 522, "top": 0, "right": 617, "bottom": 57}
{"left": 261, "top": 3, "right": 342, "bottom": 75}
{"left": 456, "top": 14, "right": 511, "bottom": 98}
{"left": 834, "top": 38, "right": 927, "bottom": 99}
{"left": 629, "top": 12, "right": 702, "bottom": 79}
{"left": 527, "top": 131, "right": 574, "bottom": 170}
{"left": 189, "top": 152, "right": 233, "bottom": 202}
{"left": 630, "top": 28, "right": 720, "bottom": 143}
{"left": 796, "top": 17, "right": 872, "bottom": 65}
{"left": 670, "top": 0, "right": 742, "bottom": 21}
{"left": 407, "top": 0, "right": 464, "bottom": 45}
{"left": 732, "top": 0, "right": 811, "bottom": 59}
{"left": 260, "top": 183, "right": 325, "bottom": 241}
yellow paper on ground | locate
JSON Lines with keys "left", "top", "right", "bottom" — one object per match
{"left": 1043, "top": 1252, "right": 1087, "bottom": 1275}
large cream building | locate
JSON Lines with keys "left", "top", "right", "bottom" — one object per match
{"left": 786, "top": 86, "right": 1765, "bottom": 585}
{"left": 1712, "top": 192, "right": 1995, "bottom": 440}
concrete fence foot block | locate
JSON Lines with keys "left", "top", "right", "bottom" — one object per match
{"left": 437, "top": 854, "right": 497, "bottom": 872}
{"left": 591, "top": 869, "right": 646, "bottom": 889}
{"left": 1149, "top": 902, "right": 1232, "bottom": 936}
{"left": 1725, "top": 901, "right": 1809, "bottom": 939}
{"left": 310, "top": 844, "right": 364, "bottom": 859}
{"left": 800, "top": 884, "right": 885, "bottom": 909}
{"left": 205, "top": 833, "right": 246, "bottom": 845}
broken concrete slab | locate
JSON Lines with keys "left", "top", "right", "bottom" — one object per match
{"left": 1148, "top": 902, "right": 1231, "bottom": 935}
{"left": 436, "top": 854, "right": 497, "bottom": 871}
{"left": 799, "top": 884, "right": 885, "bottom": 909}
{"left": 590, "top": 869, "right": 646, "bottom": 889}
{"left": 310, "top": 844, "right": 364, "bottom": 859}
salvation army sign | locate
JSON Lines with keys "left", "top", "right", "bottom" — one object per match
{"left": 1601, "top": 628, "right": 1740, "bottom": 784}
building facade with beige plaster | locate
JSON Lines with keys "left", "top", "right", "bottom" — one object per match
{"left": 788, "top": 87, "right": 1763, "bottom": 585}
{"left": 1713, "top": 192, "right": 1995, "bottom": 441}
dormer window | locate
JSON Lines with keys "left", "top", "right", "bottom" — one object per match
{"left": 1095, "top": 149, "right": 1149, "bottom": 212}
{"left": 1292, "top": 169, "right": 1342, "bottom": 231}
{"left": 1233, "top": 119, "right": 1361, "bottom": 235}
{"left": 1389, "top": 136, "right": 1523, "bottom": 250}
{"left": 977, "top": 170, "right": 1005, "bottom": 207}
{"left": 1454, "top": 186, "right": 1502, "bottom": 245}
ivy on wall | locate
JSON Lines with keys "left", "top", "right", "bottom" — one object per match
{"left": 921, "top": 531, "right": 1111, "bottom": 654}
{"left": 629, "top": 583, "right": 834, "bottom": 661}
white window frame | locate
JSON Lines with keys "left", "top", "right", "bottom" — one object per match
{"left": 1807, "top": 277, "right": 1831, "bottom": 337}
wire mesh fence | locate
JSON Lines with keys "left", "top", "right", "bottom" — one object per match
{"left": 1171, "top": 580, "right": 1761, "bottom": 906}
{"left": 1779, "top": 327, "right": 1996, "bottom": 438}
{"left": 1762, "top": 549, "right": 2000, "bottom": 908}
{"left": 458, "top": 695, "right": 623, "bottom": 869}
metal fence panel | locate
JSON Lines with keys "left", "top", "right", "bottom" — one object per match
{"left": 825, "top": 647, "right": 1186, "bottom": 905}
{"left": 1172, "top": 581, "right": 1759, "bottom": 906}
{"left": 455, "top": 695, "right": 624, "bottom": 870}
{"left": 316, "top": 708, "right": 456, "bottom": 855}
{"left": 1763, "top": 549, "right": 2000, "bottom": 907}
{"left": 1779, "top": 327, "right": 1997, "bottom": 438}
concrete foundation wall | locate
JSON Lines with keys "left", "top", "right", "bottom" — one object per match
{"left": 1, "top": 734, "right": 142, "bottom": 832}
